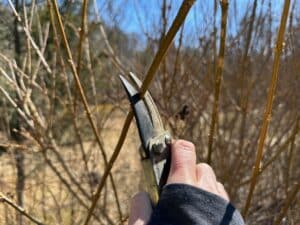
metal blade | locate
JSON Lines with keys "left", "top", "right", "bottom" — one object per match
{"left": 128, "top": 72, "right": 164, "bottom": 135}
{"left": 120, "top": 74, "right": 172, "bottom": 198}
{"left": 119, "top": 75, "right": 154, "bottom": 151}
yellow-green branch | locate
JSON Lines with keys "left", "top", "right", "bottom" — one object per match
{"left": 242, "top": 0, "right": 291, "bottom": 218}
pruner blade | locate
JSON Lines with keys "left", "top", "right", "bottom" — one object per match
{"left": 119, "top": 73, "right": 171, "bottom": 204}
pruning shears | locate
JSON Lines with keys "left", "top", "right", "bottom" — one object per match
{"left": 119, "top": 73, "right": 172, "bottom": 204}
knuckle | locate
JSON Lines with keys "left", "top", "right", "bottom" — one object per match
{"left": 217, "top": 182, "right": 225, "bottom": 189}
{"left": 172, "top": 140, "right": 196, "bottom": 165}
{"left": 173, "top": 139, "right": 195, "bottom": 152}
{"left": 198, "top": 163, "right": 213, "bottom": 172}
{"left": 197, "top": 163, "right": 217, "bottom": 179}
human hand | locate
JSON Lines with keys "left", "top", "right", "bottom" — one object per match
{"left": 128, "top": 139, "right": 229, "bottom": 225}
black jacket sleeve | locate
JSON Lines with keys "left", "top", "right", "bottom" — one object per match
{"left": 148, "top": 184, "right": 245, "bottom": 225}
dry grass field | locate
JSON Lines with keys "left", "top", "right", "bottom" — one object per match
{"left": 0, "top": 109, "right": 143, "bottom": 225}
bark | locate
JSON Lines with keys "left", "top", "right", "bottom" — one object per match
{"left": 12, "top": 1, "right": 26, "bottom": 224}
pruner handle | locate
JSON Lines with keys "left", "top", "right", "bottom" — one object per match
{"left": 158, "top": 142, "right": 171, "bottom": 192}
{"left": 139, "top": 138, "right": 172, "bottom": 205}
{"left": 141, "top": 157, "right": 160, "bottom": 205}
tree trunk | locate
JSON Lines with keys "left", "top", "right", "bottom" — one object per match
{"left": 12, "top": 1, "right": 25, "bottom": 224}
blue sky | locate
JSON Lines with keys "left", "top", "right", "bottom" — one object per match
{"left": 1, "top": 0, "right": 297, "bottom": 47}
{"left": 97, "top": 1, "right": 289, "bottom": 33}
{"left": 95, "top": 0, "right": 294, "bottom": 48}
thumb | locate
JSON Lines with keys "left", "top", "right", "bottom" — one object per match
{"left": 167, "top": 139, "right": 197, "bottom": 186}
{"left": 128, "top": 192, "right": 152, "bottom": 225}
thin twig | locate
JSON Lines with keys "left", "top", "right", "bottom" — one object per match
{"left": 74, "top": 0, "right": 94, "bottom": 194}
{"left": 24, "top": 23, "right": 50, "bottom": 104}
{"left": 23, "top": 0, "right": 32, "bottom": 74}
{"left": 49, "top": 0, "right": 123, "bottom": 220}
{"left": 76, "top": 0, "right": 88, "bottom": 76}
{"left": 8, "top": 0, "right": 52, "bottom": 74}
{"left": 207, "top": 0, "right": 229, "bottom": 164}
{"left": 50, "top": 0, "right": 106, "bottom": 175}
{"left": 0, "top": 54, "right": 44, "bottom": 92}
{"left": 46, "top": 0, "right": 94, "bottom": 195}
{"left": 92, "top": 0, "right": 126, "bottom": 74}
{"left": 237, "top": 0, "right": 257, "bottom": 157}
{"left": 78, "top": 0, "right": 123, "bottom": 218}
{"left": 139, "top": 0, "right": 195, "bottom": 96}
{"left": 0, "top": 86, "right": 34, "bottom": 129}
{"left": 0, "top": 192, "right": 45, "bottom": 225}
{"left": 238, "top": 117, "right": 299, "bottom": 187}
{"left": 273, "top": 181, "right": 300, "bottom": 225}
{"left": 242, "top": 0, "right": 291, "bottom": 218}
{"left": 83, "top": 111, "right": 133, "bottom": 225}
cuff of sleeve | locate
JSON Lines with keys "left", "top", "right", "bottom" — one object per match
{"left": 149, "top": 183, "right": 245, "bottom": 225}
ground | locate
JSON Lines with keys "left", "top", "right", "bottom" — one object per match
{"left": 0, "top": 110, "right": 143, "bottom": 225}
